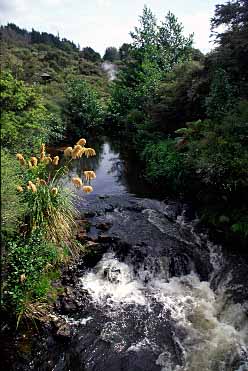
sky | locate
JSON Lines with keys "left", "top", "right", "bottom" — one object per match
{"left": 0, "top": 0, "right": 222, "bottom": 56}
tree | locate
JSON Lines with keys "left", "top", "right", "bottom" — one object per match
{"left": 148, "top": 61, "right": 206, "bottom": 134}
{"left": 130, "top": 7, "right": 193, "bottom": 71}
{"left": 119, "top": 43, "right": 131, "bottom": 60}
{"left": 109, "top": 6, "right": 194, "bottom": 130}
{"left": 157, "top": 11, "right": 193, "bottom": 71}
{"left": 210, "top": 0, "right": 248, "bottom": 97}
{"left": 206, "top": 68, "right": 235, "bottom": 120}
{"left": 65, "top": 78, "right": 104, "bottom": 136}
{"left": 81, "top": 47, "right": 101, "bottom": 62}
{"left": 0, "top": 72, "right": 61, "bottom": 153}
{"left": 103, "top": 47, "right": 119, "bottom": 62}
{"left": 130, "top": 5, "right": 157, "bottom": 50}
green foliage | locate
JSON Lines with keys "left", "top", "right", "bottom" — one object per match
{"left": 130, "top": 5, "right": 157, "bottom": 50}
{"left": 81, "top": 47, "right": 101, "bottom": 62}
{"left": 157, "top": 11, "right": 193, "bottom": 71}
{"left": 175, "top": 101, "right": 248, "bottom": 241}
{"left": 1, "top": 150, "right": 26, "bottom": 235}
{"left": 0, "top": 72, "right": 63, "bottom": 152}
{"left": 210, "top": 0, "right": 248, "bottom": 98}
{"left": 16, "top": 150, "right": 79, "bottom": 253}
{"left": 65, "top": 78, "right": 105, "bottom": 136}
{"left": 206, "top": 68, "right": 235, "bottom": 120}
{"left": 109, "top": 6, "right": 193, "bottom": 131}
{"left": 0, "top": 25, "right": 106, "bottom": 322}
{"left": 103, "top": 47, "right": 120, "bottom": 62}
{"left": 119, "top": 43, "right": 131, "bottom": 61}
{"left": 107, "top": 3, "right": 248, "bottom": 244}
{"left": 181, "top": 102, "right": 248, "bottom": 193}
{"left": 148, "top": 61, "right": 206, "bottom": 134}
{"left": 1, "top": 23, "right": 107, "bottom": 98}
{"left": 130, "top": 6, "right": 193, "bottom": 70}
{"left": 2, "top": 23, "right": 78, "bottom": 51}
{"left": 1, "top": 135, "right": 98, "bottom": 320}
{"left": 3, "top": 231, "right": 60, "bottom": 314}
{"left": 142, "top": 139, "right": 186, "bottom": 192}
{"left": 231, "top": 217, "right": 248, "bottom": 239}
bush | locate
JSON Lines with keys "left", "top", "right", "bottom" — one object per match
{"left": 0, "top": 72, "right": 64, "bottom": 153}
{"left": 175, "top": 102, "right": 248, "bottom": 241}
{"left": 64, "top": 78, "right": 104, "bottom": 137}
{"left": 142, "top": 139, "right": 187, "bottom": 192}
{"left": 3, "top": 232, "right": 60, "bottom": 319}
{"left": 1, "top": 150, "right": 26, "bottom": 235}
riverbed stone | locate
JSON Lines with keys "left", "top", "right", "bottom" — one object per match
{"left": 55, "top": 323, "right": 72, "bottom": 339}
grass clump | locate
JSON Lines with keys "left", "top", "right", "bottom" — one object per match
{"left": 2, "top": 138, "right": 97, "bottom": 324}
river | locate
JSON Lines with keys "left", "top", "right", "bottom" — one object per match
{"left": 2, "top": 138, "right": 248, "bottom": 370}
{"left": 60, "top": 137, "right": 153, "bottom": 198}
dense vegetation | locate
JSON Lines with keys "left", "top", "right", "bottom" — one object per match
{"left": 0, "top": 24, "right": 105, "bottom": 322}
{"left": 1, "top": 0, "right": 247, "bottom": 325}
{"left": 107, "top": 1, "right": 248, "bottom": 247}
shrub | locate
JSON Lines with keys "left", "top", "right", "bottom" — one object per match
{"left": 142, "top": 139, "right": 187, "bottom": 192}
{"left": 1, "top": 149, "right": 26, "bottom": 235}
{"left": 0, "top": 72, "right": 64, "bottom": 153}
{"left": 64, "top": 78, "right": 104, "bottom": 136}
{"left": 3, "top": 232, "right": 60, "bottom": 321}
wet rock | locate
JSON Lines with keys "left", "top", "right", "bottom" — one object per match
{"left": 98, "top": 233, "right": 113, "bottom": 243}
{"left": 85, "top": 241, "right": 100, "bottom": 248}
{"left": 96, "top": 222, "right": 112, "bottom": 231}
{"left": 84, "top": 211, "right": 96, "bottom": 218}
{"left": 64, "top": 286, "right": 73, "bottom": 295}
{"left": 77, "top": 231, "right": 87, "bottom": 241}
{"left": 87, "top": 235, "right": 99, "bottom": 243}
{"left": 55, "top": 323, "right": 72, "bottom": 339}
{"left": 121, "top": 350, "right": 161, "bottom": 371}
{"left": 61, "top": 298, "right": 78, "bottom": 314}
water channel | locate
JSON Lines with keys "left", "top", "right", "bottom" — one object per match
{"left": 48, "top": 137, "right": 248, "bottom": 371}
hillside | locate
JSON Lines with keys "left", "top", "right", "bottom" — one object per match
{"left": 1, "top": 23, "right": 109, "bottom": 97}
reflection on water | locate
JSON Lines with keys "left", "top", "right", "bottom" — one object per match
{"left": 54, "top": 137, "right": 153, "bottom": 197}
{"left": 62, "top": 140, "right": 127, "bottom": 196}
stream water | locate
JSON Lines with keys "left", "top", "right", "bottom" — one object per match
{"left": 61, "top": 138, "right": 153, "bottom": 197}
{"left": 2, "top": 138, "right": 248, "bottom": 371}
{"left": 47, "top": 138, "right": 248, "bottom": 371}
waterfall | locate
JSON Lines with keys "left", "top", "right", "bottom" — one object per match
{"left": 102, "top": 61, "right": 118, "bottom": 81}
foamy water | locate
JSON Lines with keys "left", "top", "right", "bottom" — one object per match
{"left": 79, "top": 252, "right": 248, "bottom": 371}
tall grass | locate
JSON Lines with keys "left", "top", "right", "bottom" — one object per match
{"left": 2, "top": 138, "right": 97, "bottom": 322}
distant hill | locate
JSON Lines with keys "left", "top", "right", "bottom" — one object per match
{"left": 0, "top": 23, "right": 108, "bottom": 96}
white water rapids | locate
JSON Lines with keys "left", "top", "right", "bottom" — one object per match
{"left": 79, "top": 250, "right": 248, "bottom": 371}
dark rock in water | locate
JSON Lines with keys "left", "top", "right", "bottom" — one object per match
{"left": 98, "top": 233, "right": 113, "bottom": 243}
{"left": 84, "top": 211, "right": 96, "bottom": 218}
{"left": 116, "top": 350, "right": 162, "bottom": 371}
{"left": 55, "top": 323, "right": 72, "bottom": 339}
{"left": 211, "top": 252, "right": 248, "bottom": 304}
{"left": 96, "top": 222, "right": 112, "bottom": 231}
{"left": 78, "top": 195, "right": 212, "bottom": 281}
{"left": 85, "top": 241, "right": 100, "bottom": 248}
{"left": 61, "top": 298, "right": 78, "bottom": 314}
